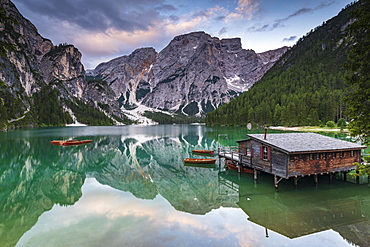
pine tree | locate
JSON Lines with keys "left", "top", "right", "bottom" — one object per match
{"left": 345, "top": 0, "right": 370, "bottom": 145}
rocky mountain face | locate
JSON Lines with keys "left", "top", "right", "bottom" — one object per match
{"left": 0, "top": 0, "right": 123, "bottom": 127}
{"left": 89, "top": 32, "right": 288, "bottom": 117}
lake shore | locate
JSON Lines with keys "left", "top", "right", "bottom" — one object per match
{"left": 269, "top": 126, "right": 348, "bottom": 132}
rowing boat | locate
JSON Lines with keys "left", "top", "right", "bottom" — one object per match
{"left": 184, "top": 158, "right": 216, "bottom": 164}
{"left": 184, "top": 163, "right": 217, "bottom": 168}
{"left": 192, "top": 149, "right": 214, "bottom": 155}
{"left": 227, "top": 162, "right": 258, "bottom": 174}
{"left": 50, "top": 140, "right": 93, "bottom": 146}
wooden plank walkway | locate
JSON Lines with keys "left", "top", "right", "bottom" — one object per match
{"left": 218, "top": 147, "right": 259, "bottom": 180}
{"left": 218, "top": 147, "right": 252, "bottom": 167}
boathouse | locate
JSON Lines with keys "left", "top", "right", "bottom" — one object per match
{"left": 220, "top": 132, "right": 367, "bottom": 189}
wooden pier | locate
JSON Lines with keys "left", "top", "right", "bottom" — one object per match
{"left": 218, "top": 146, "right": 260, "bottom": 180}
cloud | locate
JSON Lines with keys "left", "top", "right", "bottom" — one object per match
{"left": 219, "top": 0, "right": 261, "bottom": 22}
{"left": 283, "top": 36, "right": 297, "bottom": 42}
{"left": 275, "top": 2, "right": 335, "bottom": 24}
{"left": 248, "top": 1, "right": 335, "bottom": 32}
{"left": 235, "top": 0, "right": 261, "bottom": 18}
{"left": 14, "top": 0, "right": 175, "bottom": 33}
{"left": 218, "top": 27, "right": 228, "bottom": 36}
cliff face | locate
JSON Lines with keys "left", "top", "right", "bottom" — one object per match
{"left": 0, "top": 0, "right": 52, "bottom": 104}
{"left": 91, "top": 47, "right": 157, "bottom": 109}
{"left": 90, "top": 32, "right": 288, "bottom": 116}
{"left": 40, "top": 45, "right": 86, "bottom": 98}
{"left": 0, "top": 0, "right": 122, "bottom": 126}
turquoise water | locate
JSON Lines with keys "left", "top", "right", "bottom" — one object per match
{"left": 0, "top": 125, "right": 369, "bottom": 247}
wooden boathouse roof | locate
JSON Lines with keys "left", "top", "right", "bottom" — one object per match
{"left": 246, "top": 133, "right": 367, "bottom": 154}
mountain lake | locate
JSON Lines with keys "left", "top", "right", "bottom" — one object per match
{"left": 0, "top": 125, "right": 369, "bottom": 247}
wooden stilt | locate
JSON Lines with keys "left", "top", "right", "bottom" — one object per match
{"left": 314, "top": 174, "right": 319, "bottom": 188}
{"left": 274, "top": 175, "right": 283, "bottom": 192}
{"left": 254, "top": 168, "right": 258, "bottom": 180}
{"left": 343, "top": 171, "right": 347, "bottom": 181}
{"left": 294, "top": 177, "right": 298, "bottom": 188}
{"left": 329, "top": 173, "right": 334, "bottom": 184}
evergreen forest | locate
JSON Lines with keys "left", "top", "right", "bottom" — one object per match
{"left": 206, "top": 2, "right": 358, "bottom": 127}
{"left": 0, "top": 82, "right": 128, "bottom": 129}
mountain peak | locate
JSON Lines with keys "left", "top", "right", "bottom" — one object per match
{"left": 91, "top": 31, "right": 287, "bottom": 117}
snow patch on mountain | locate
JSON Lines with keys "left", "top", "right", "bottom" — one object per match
{"left": 224, "top": 75, "right": 249, "bottom": 92}
{"left": 120, "top": 104, "right": 175, "bottom": 125}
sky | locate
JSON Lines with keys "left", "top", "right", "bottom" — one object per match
{"left": 11, "top": 0, "right": 355, "bottom": 69}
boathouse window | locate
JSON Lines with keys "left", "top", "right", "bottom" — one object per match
{"left": 322, "top": 153, "right": 327, "bottom": 159}
{"left": 309, "top": 154, "right": 314, "bottom": 160}
{"left": 340, "top": 151, "right": 344, "bottom": 157}
{"left": 316, "top": 153, "right": 320, "bottom": 160}
{"left": 260, "top": 146, "right": 270, "bottom": 161}
{"left": 299, "top": 154, "right": 304, "bottom": 160}
{"left": 351, "top": 150, "right": 354, "bottom": 157}
{"left": 333, "top": 152, "right": 336, "bottom": 158}
{"left": 290, "top": 155, "right": 294, "bottom": 162}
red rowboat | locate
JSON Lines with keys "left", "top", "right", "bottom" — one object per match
{"left": 192, "top": 149, "right": 214, "bottom": 155}
{"left": 184, "top": 163, "right": 217, "bottom": 168}
{"left": 50, "top": 139, "right": 93, "bottom": 146}
{"left": 184, "top": 158, "right": 216, "bottom": 164}
{"left": 227, "top": 162, "right": 258, "bottom": 174}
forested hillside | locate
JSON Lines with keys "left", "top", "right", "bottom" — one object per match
{"left": 206, "top": 2, "right": 358, "bottom": 127}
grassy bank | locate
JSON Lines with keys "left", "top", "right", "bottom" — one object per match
{"left": 269, "top": 126, "right": 348, "bottom": 133}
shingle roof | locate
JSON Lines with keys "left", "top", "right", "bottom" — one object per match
{"left": 247, "top": 133, "right": 367, "bottom": 153}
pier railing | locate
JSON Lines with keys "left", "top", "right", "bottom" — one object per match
{"left": 218, "top": 146, "right": 252, "bottom": 166}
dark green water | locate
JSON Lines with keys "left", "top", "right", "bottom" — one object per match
{"left": 0, "top": 125, "right": 369, "bottom": 247}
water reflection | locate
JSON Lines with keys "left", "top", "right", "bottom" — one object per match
{"left": 0, "top": 126, "right": 369, "bottom": 247}
{"left": 220, "top": 171, "right": 370, "bottom": 246}
{"left": 0, "top": 126, "right": 234, "bottom": 246}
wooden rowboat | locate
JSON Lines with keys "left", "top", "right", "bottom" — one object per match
{"left": 184, "top": 158, "right": 216, "bottom": 164}
{"left": 227, "top": 162, "right": 258, "bottom": 174}
{"left": 184, "top": 163, "right": 217, "bottom": 168}
{"left": 50, "top": 139, "right": 93, "bottom": 146}
{"left": 192, "top": 149, "right": 214, "bottom": 155}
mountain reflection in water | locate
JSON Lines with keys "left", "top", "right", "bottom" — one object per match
{"left": 0, "top": 125, "right": 369, "bottom": 247}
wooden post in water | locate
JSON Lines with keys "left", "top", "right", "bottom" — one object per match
{"left": 314, "top": 174, "right": 318, "bottom": 188}
{"left": 253, "top": 168, "right": 258, "bottom": 185}
{"left": 274, "top": 175, "right": 283, "bottom": 192}
{"left": 294, "top": 177, "right": 298, "bottom": 188}
{"left": 274, "top": 175, "right": 278, "bottom": 192}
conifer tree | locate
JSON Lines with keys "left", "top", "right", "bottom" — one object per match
{"left": 345, "top": 0, "right": 370, "bottom": 145}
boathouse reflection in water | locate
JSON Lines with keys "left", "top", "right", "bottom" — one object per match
{"left": 219, "top": 171, "right": 370, "bottom": 246}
